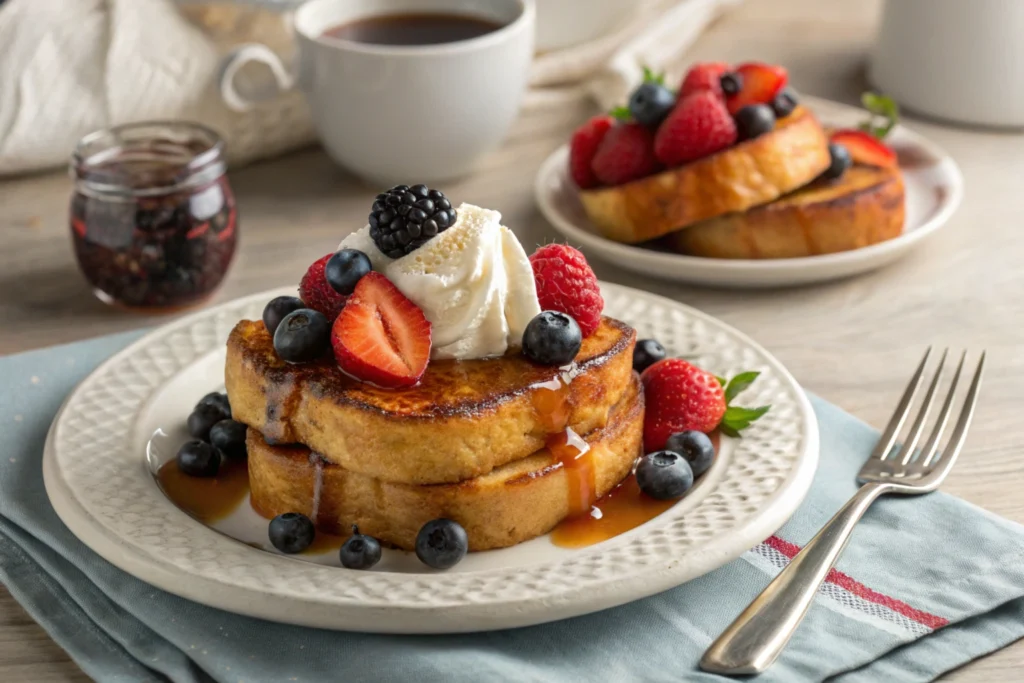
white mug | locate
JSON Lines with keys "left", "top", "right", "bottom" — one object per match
{"left": 870, "top": 0, "right": 1024, "bottom": 128}
{"left": 219, "top": 0, "right": 535, "bottom": 183}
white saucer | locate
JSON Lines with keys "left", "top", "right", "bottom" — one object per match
{"left": 43, "top": 283, "right": 818, "bottom": 633}
{"left": 535, "top": 95, "right": 964, "bottom": 288}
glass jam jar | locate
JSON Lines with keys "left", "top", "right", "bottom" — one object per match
{"left": 70, "top": 122, "right": 238, "bottom": 310}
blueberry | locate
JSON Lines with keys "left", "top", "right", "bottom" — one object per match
{"left": 628, "top": 82, "right": 676, "bottom": 129}
{"left": 636, "top": 451, "right": 694, "bottom": 500}
{"left": 268, "top": 512, "right": 315, "bottom": 554}
{"left": 633, "top": 339, "right": 666, "bottom": 374}
{"left": 209, "top": 419, "right": 248, "bottom": 460}
{"left": 262, "top": 296, "right": 304, "bottom": 337}
{"left": 195, "top": 391, "right": 231, "bottom": 420}
{"left": 522, "top": 311, "right": 582, "bottom": 366}
{"left": 822, "top": 142, "right": 852, "bottom": 180}
{"left": 720, "top": 72, "right": 743, "bottom": 96}
{"left": 771, "top": 88, "right": 798, "bottom": 119}
{"left": 339, "top": 525, "right": 382, "bottom": 570}
{"left": 176, "top": 440, "right": 221, "bottom": 477}
{"left": 734, "top": 104, "right": 776, "bottom": 140}
{"left": 415, "top": 519, "right": 468, "bottom": 569}
{"left": 273, "top": 309, "right": 330, "bottom": 363}
{"left": 187, "top": 404, "right": 226, "bottom": 442}
{"left": 325, "top": 249, "right": 372, "bottom": 296}
{"left": 665, "top": 430, "right": 715, "bottom": 477}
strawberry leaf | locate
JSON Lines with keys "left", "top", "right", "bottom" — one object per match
{"left": 858, "top": 92, "right": 899, "bottom": 139}
{"left": 715, "top": 375, "right": 727, "bottom": 387}
{"left": 724, "top": 371, "right": 760, "bottom": 403}
{"left": 719, "top": 424, "right": 742, "bottom": 439}
{"left": 609, "top": 106, "right": 632, "bottom": 122}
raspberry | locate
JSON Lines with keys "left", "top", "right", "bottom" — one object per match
{"left": 654, "top": 91, "right": 738, "bottom": 167}
{"left": 299, "top": 253, "right": 347, "bottom": 322}
{"left": 529, "top": 244, "right": 604, "bottom": 338}
{"left": 679, "top": 62, "right": 730, "bottom": 99}
{"left": 569, "top": 115, "right": 614, "bottom": 189}
{"left": 590, "top": 123, "right": 659, "bottom": 187}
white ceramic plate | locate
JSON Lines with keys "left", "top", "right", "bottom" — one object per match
{"left": 43, "top": 283, "right": 818, "bottom": 633}
{"left": 535, "top": 95, "right": 964, "bottom": 288}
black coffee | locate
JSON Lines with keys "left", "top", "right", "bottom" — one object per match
{"left": 321, "top": 13, "right": 504, "bottom": 46}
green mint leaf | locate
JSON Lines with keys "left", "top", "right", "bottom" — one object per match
{"left": 724, "top": 405, "right": 771, "bottom": 422}
{"left": 609, "top": 106, "right": 632, "bottom": 122}
{"left": 719, "top": 424, "right": 742, "bottom": 439}
{"left": 715, "top": 375, "right": 727, "bottom": 387}
{"left": 641, "top": 65, "right": 666, "bottom": 85}
{"left": 859, "top": 91, "right": 899, "bottom": 140}
{"left": 724, "top": 371, "right": 760, "bottom": 404}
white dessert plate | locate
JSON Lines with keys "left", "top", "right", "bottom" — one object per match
{"left": 43, "top": 283, "right": 818, "bottom": 633}
{"left": 535, "top": 95, "right": 964, "bottom": 288}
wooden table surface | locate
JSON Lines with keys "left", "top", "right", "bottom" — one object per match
{"left": 3, "top": 0, "right": 1023, "bottom": 679}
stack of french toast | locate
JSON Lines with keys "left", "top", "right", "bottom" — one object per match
{"left": 569, "top": 62, "right": 905, "bottom": 259}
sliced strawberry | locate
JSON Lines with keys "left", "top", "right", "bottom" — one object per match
{"left": 726, "top": 62, "right": 788, "bottom": 115}
{"left": 679, "top": 62, "right": 731, "bottom": 99}
{"left": 331, "top": 272, "right": 431, "bottom": 388}
{"left": 830, "top": 129, "right": 898, "bottom": 168}
{"left": 590, "top": 122, "right": 660, "bottom": 186}
{"left": 569, "top": 115, "right": 614, "bottom": 189}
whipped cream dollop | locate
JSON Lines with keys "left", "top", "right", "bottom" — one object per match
{"left": 339, "top": 203, "right": 541, "bottom": 360}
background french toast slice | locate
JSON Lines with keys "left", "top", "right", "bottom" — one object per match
{"left": 669, "top": 164, "right": 905, "bottom": 259}
{"left": 578, "top": 107, "right": 831, "bottom": 244}
{"left": 247, "top": 375, "right": 644, "bottom": 552}
{"left": 226, "top": 317, "right": 636, "bottom": 485}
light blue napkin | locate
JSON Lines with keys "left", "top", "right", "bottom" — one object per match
{"left": 3, "top": 333, "right": 1024, "bottom": 683}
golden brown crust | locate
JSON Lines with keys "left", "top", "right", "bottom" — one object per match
{"left": 669, "top": 164, "right": 905, "bottom": 259}
{"left": 577, "top": 107, "right": 832, "bottom": 243}
{"left": 226, "top": 317, "right": 636, "bottom": 485}
{"left": 247, "top": 375, "right": 644, "bottom": 551}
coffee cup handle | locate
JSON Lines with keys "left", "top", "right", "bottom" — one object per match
{"left": 217, "top": 43, "right": 296, "bottom": 112}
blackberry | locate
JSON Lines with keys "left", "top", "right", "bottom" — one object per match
{"left": 368, "top": 184, "right": 456, "bottom": 259}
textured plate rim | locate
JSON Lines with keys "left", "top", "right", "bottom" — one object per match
{"left": 43, "top": 283, "right": 818, "bottom": 633}
{"left": 535, "top": 95, "right": 964, "bottom": 278}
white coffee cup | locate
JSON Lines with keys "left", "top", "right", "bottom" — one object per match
{"left": 219, "top": 0, "right": 535, "bottom": 183}
{"left": 870, "top": 0, "right": 1024, "bottom": 128}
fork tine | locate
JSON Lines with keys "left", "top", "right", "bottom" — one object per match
{"left": 919, "top": 351, "right": 967, "bottom": 467}
{"left": 872, "top": 347, "right": 932, "bottom": 461}
{"left": 926, "top": 352, "right": 985, "bottom": 474}
{"left": 899, "top": 349, "right": 948, "bottom": 465}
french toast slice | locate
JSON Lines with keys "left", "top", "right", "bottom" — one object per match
{"left": 247, "top": 374, "right": 644, "bottom": 551}
{"left": 226, "top": 317, "right": 636, "bottom": 485}
{"left": 578, "top": 106, "right": 831, "bottom": 244}
{"left": 668, "top": 164, "right": 905, "bottom": 259}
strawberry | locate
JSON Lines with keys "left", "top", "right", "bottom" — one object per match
{"left": 679, "top": 62, "right": 731, "bottom": 99}
{"left": 529, "top": 244, "right": 604, "bottom": 338}
{"left": 726, "top": 62, "right": 788, "bottom": 115}
{"left": 830, "top": 129, "right": 898, "bottom": 168}
{"left": 654, "top": 91, "right": 738, "bottom": 167}
{"left": 331, "top": 272, "right": 431, "bottom": 388}
{"left": 299, "top": 253, "right": 348, "bottom": 322}
{"left": 569, "top": 115, "right": 614, "bottom": 189}
{"left": 641, "top": 359, "right": 770, "bottom": 450}
{"left": 590, "top": 123, "right": 660, "bottom": 186}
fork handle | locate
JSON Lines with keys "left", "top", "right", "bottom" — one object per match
{"left": 700, "top": 481, "right": 891, "bottom": 674}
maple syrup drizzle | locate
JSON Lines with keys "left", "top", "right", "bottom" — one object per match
{"left": 551, "top": 432, "right": 721, "bottom": 548}
{"left": 263, "top": 373, "right": 301, "bottom": 444}
{"left": 156, "top": 457, "right": 250, "bottom": 524}
{"left": 548, "top": 428, "right": 596, "bottom": 516}
{"left": 310, "top": 453, "right": 325, "bottom": 525}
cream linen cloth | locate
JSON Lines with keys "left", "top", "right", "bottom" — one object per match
{"left": 0, "top": 0, "right": 739, "bottom": 176}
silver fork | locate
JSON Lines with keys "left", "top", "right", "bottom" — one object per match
{"left": 700, "top": 348, "right": 985, "bottom": 675}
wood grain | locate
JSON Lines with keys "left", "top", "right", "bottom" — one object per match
{"left": 1, "top": 0, "right": 1021, "bottom": 679}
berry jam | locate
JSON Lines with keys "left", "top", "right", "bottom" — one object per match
{"left": 70, "top": 122, "right": 237, "bottom": 310}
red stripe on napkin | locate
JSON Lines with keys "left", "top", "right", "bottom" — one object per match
{"left": 764, "top": 535, "right": 949, "bottom": 630}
